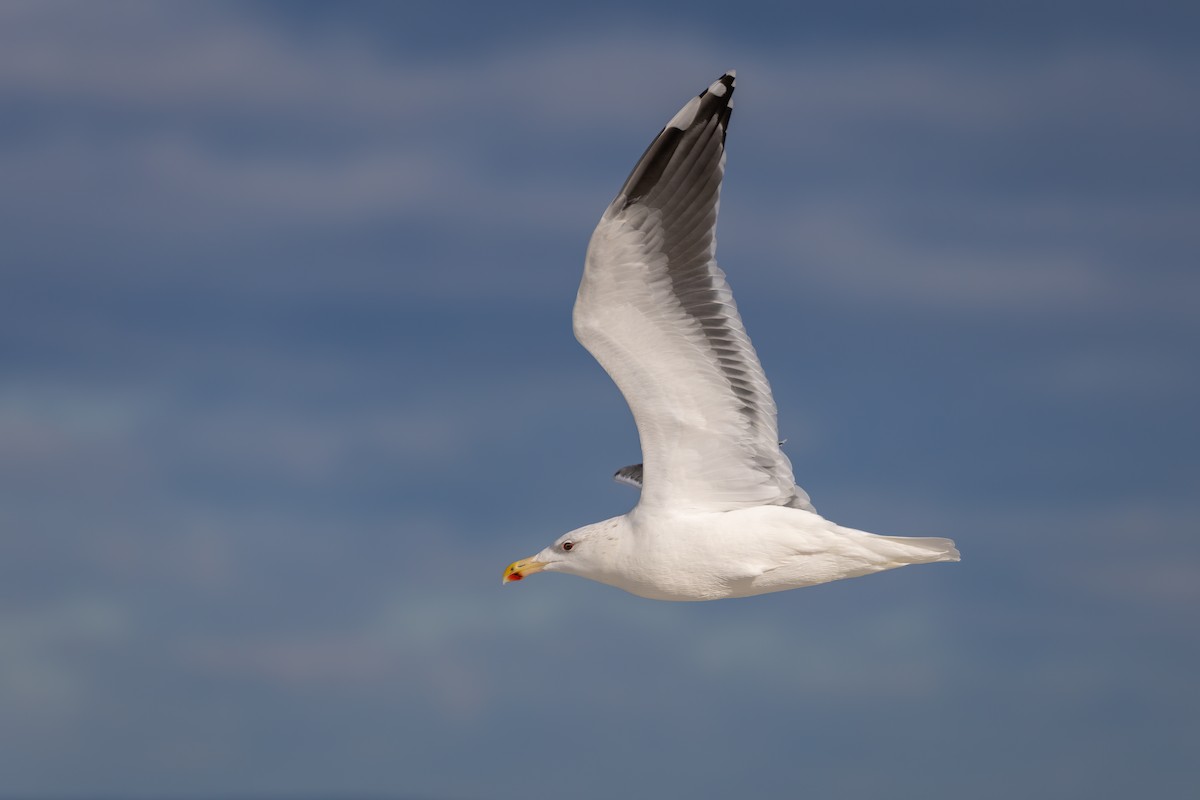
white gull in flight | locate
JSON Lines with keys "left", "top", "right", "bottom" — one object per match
{"left": 503, "top": 72, "right": 959, "bottom": 601}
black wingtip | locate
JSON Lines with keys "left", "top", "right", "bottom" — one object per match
{"left": 694, "top": 72, "right": 736, "bottom": 122}
{"left": 698, "top": 72, "right": 736, "bottom": 143}
{"left": 705, "top": 71, "right": 736, "bottom": 95}
{"left": 615, "top": 73, "right": 737, "bottom": 208}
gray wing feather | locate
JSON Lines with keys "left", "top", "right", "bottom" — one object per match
{"left": 613, "top": 463, "right": 644, "bottom": 489}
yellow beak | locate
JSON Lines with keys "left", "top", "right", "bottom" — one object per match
{"left": 503, "top": 557, "right": 548, "bottom": 584}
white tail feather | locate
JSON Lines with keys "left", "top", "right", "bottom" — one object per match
{"left": 890, "top": 535, "right": 961, "bottom": 564}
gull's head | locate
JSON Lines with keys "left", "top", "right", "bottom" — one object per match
{"left": 503, "top": 520, "right": 622, "bottom": 586}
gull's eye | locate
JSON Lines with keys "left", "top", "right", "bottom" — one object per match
{"left": 561, "top": 541, "right": 574, "bottom": 552}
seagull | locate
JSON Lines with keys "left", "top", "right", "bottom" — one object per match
{"left": 503, "top": 72, "right": 959, "bottom": 601}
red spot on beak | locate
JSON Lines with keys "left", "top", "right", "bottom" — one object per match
{"left": 508, "top": 571, "right": 523, "bottom": 581}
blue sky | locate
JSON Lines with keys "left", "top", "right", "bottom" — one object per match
{"left": 2, "top": 1, "right": 1198, "bottom": 798}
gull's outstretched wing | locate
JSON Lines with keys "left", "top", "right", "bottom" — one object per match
{"left": 574, "top": 73, "right": 812, "bottom": 514}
